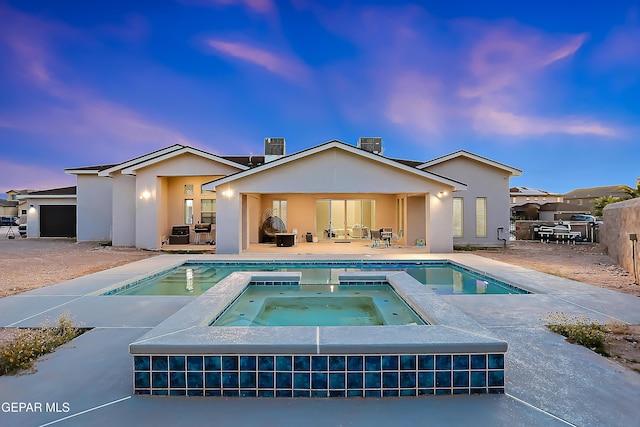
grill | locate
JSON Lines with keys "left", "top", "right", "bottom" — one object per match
{"left": 194, "top": 224, "right": 211, "bottom": 233}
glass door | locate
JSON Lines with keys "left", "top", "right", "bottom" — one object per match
{"left": 315, "top": 199, "right": 376, "bottom": 240}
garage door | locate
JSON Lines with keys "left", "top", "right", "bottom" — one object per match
{"left": 40, "top": 205, "right": 76, "bottom": 237}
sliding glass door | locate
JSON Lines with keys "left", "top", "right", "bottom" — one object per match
{"left": 315, "top": 199, "right": 375, "bottom": 240}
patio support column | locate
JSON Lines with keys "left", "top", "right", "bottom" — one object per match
{"left": 216, "top": 187, "right": 242, "bottom": 254}
{"left": 428, "top": 192, "right": 454, "bottom": 252}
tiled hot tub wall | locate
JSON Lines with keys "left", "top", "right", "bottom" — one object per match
{"left": 133, "top": 353, "right": 504, "bottom": 397}
{"left": 130, "top": 271, "right": 507, "bottom": 398}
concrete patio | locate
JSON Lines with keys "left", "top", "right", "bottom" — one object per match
{"left": 0, "top": 248, "right": 639, "bottom": 426}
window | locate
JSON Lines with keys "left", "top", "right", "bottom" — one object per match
{"left": 511, "top": 197, "right": 516, "bottom": 203}
{"left": 184, "top": 199, "right": 194, "bottom": 224}
{"left": 476, "top": 197, "right": 487, "bottom": 238}
{"left": 184, "top": 184, "right": 194, "bottom": 195}
{"left": 201, "top": 199, "right": 216, "bottom": 224}
{"left": 453, "top": 197, "right": 463, "bottom": 238}
{"left": 272, "top": 200, "right": 287, "bottom": 225}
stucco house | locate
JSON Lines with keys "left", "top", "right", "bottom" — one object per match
{"left": 64, "top": 139, "right": 521, "bottom": 253}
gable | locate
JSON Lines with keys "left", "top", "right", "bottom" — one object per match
{"left": 212, "top": 147, "right": 458, "bottom": 194}
{"left": 135, "top": 152, "right": 244, "bottom": 177}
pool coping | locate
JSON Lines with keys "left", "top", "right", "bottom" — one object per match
{"left": 129, "top": 271, "right": 507, "bottom": 355}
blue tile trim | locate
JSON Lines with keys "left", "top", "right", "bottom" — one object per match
{"left": 134, "top": 352, "right": 505, "bottom": 397}
{"left": 104, "top": 259, "right": 528, "bottom": 295}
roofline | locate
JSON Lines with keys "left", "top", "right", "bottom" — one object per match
{"left": 120, "top": 146, "right": 249, "bottom": 175}
{"left": 65, "top": 169, "right": 101, "bottom": 175}
{"left": 18, "top": 195, "right": 77, "bottom": 200}
{"left": 204, "top": 140, "right": 468, "bottom": 190}
{"left": 417, "top": 150, "right": 522, "bottom": 176}
{"left": 97, "top": 145, "right": 187, "bottom": 177}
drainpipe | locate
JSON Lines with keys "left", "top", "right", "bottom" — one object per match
{"left": 497, "top": 227, "right": 507, "bottom": 248}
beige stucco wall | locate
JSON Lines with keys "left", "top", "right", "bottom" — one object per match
{"left": 424, "top": 157, "right": 512, "bottom": 247}
{"left": 111, "top": 174, "right": 136, "bottom": 246}
{"left": 601, "top": 198, "right": 640, "bottom": 277}
{"left": 131, "top": 153, "right": 243, "bottom": 250}
{"left": 76, "top": 174, "right": 113, "bottom": 242}
{"left": 215, "top": 148, "right": 456, "bottom": 254}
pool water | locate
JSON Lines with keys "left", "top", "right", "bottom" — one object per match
{"left": 106, "top": 261, "right": 527, "bottom": 296}
{"left": 211, "top": 285, "right": 427, "bottom": 327}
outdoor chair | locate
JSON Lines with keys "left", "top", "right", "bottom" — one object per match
{"left": 370, "top": 229, "right": 382, "bottom": 247}
{"left": 391, "top": 229, "right": 403, "bottom": 243}
{"left": 381, "top": 228, "right": 393, "bottom": 247}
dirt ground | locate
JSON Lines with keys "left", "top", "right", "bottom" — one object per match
{"left": 0, "top": 231, "right": 637, "bottom": 372}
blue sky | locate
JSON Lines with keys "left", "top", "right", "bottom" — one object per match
{"left": 1, "top": 0, "right": 639, "bottom": 197}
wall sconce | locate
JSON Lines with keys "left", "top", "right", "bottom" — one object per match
{"left": 437, "top": 191, "right": 448, "bottom": 198}
{"left": 29, "top": 204, "right": 34, "bottom": 208}
{"left": 140, "top": 190, "right": 151, "bottom": 200}
{"left": 222, "top": 189, "right": 234, "bottom": 198}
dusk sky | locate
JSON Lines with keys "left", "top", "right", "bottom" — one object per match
{"left": 1, "top": 0, "right": 639, "bottom": 198}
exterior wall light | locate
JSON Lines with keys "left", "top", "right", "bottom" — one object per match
{"left": 222, "top": 189, "right": 234, "bottom": 198}
{"left": 140, "top": 191, "right": 151, "bottom": 200}
{"left": 437, "top": 191, "right": 448, "bottom": 198}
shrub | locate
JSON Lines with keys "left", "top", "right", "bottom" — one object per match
{"left": 0, "top": 312, "right": 85, "bottom": 375}
{"left": 544, "top": 312, "right": 610, "bottom": 356}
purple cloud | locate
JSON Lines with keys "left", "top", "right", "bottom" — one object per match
{"left": 206, "top": 39, "right": 311, "bottom": 84}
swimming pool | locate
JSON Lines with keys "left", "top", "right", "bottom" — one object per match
{"left": 105, "top": 260, "right": 528, "bottom": 296}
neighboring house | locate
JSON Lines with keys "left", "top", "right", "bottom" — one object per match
{"left": 538, "top": 202, "right": 590, "bottom": 222}
{"left": 510, "top": 186, "right": 563, "bottom": 206}
{"left": 0, "top": 198, "right": 18, "bottom": 218}
{"left": 65, "top": 139, "right": 521, "bottom": 253}
{"left": 6, "top": 189, "right": 34, "bottom": 220}
{"left": 18, "top": 187, "right": 77, "bottom": 238}
{"left": 562, "top": 185, "right": 628, "bottom": 214}
{"left": 509, "top": 187, "right": 563, "bottom": 220}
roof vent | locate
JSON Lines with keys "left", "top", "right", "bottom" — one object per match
{"left": 357, "top": 137, "right": 382, "bottom": 154}
{"left": 264, "top": 137, "right": 286, "bottom": 162}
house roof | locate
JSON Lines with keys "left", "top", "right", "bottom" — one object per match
{"left": 563, "top": 185, "right": 628, "bottom": 200}
{"left": 118, "top": 145, "right": 249, "bottom": 176}
{"left": 219, "top": 155, "right": 266, "bottom": 168}
{"left": 538, "top": 202, "right": 587, "bottom": 212}
{"left": 204, "top": 140, "right": 468, "bottom": 191}
{"left": 417, "top": 150, "right": 522, "bottom": 176}
{"left": 511, "top": 202, "right": 541, "bottom": 212}
{"left": 510, "top": 186, "right": 560, "bottom": 196}
{"left": 0, "top": 199, "right": 18, "bottom": 207}
{"left": 18, "top": 186, "right": 77, "bottom": 199}
{"left": 64, "top": 164, "right": 118, "bottom": 175}
{"left": 65, "top": 145, "right": 253, "bottom": 177}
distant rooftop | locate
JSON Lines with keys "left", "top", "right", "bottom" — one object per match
{"left": 563, "top": 185, "right": 627, "bottom": 200}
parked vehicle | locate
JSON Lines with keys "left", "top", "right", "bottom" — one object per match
{"left": 570, "top": 214, "right": 597, "bottom": 223}
{"left": 0, "top": 216, "right": 19, "bottom": 226}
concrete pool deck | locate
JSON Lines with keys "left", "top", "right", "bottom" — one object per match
{"left": 0, "top": 252, "right": 639, "bottom": 426}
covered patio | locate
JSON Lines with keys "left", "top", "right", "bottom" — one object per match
{"left": 208, "top": 142, "right": 466, "bottom": 254}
